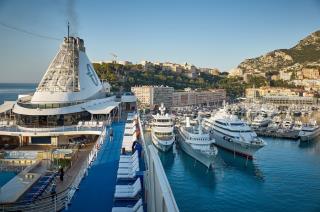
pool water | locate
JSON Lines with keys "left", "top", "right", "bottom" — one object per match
{"left": 0, "top": 172, "right": 16, "bottom": 187}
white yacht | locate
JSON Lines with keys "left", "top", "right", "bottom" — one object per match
{"left": 281, "top": 113, "right": 294, "bottom": 129}
{"left": 268, "top": 116, "right": 282, "bottom": 129}
{"left": 251, "top": 115, "right": 272, "bottom": 129}
{"left": 151, "top": 103, "right": 175, "bottom": 151}
{"left": 203, "top": 108, "right": 266, "bottom": 159}
{"left": 299, "top": 119, "right": 320, "bottom": 141}
{"left": 176, "top": 116, "right": 218, "bottom": 168}
{"left": 292, "top": 120, "right": 303, "bottom": 131}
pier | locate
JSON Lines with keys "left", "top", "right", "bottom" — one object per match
{"left": 255, "top": 128, "right": 300, "bottom": 140}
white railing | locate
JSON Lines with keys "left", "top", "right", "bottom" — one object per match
{"left": 146, "top": 145, "right": 179, "bottom": 212}
{"left": 65, "top": 126, "right": 107, "bottom": 207}
{"left": 138, "top": 115, "right": 179, "bottom": 212}
{"left": 0, "top": 124, "right": 104, "bottom": 134}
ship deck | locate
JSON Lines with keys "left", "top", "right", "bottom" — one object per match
{"left": 67, "top": 122, "right": 125, "bottom": 211}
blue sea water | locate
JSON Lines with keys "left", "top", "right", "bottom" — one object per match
{"left": 0, "top": 83, "right": 37, "bottom": 104}
{"left": 0, "top": 83, "right": 35, "bottom": 187}
{"left": 146, "top": 131, "right": 320, "bottom": 212}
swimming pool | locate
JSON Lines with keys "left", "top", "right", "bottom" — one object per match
{"left": 0, "top": 172, "right": 16, "bottom": 187}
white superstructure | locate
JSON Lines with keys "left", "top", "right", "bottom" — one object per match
{"left": 151, "top": 103, "right": 175, "bottom": 151}
{"left": 203, "top": 108, "right": 266, "bottom": 158}
{"left": 0, "top": 36, "right": 121, "bottom": 146}
{"left": 251, "top": 115, "right": 272, "bottom": 129}
{"left": 177, "top": 116, "right": 218, "bottom": 168}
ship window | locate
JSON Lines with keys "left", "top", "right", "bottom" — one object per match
{"left": 215, "top": 120, "right": 227, "bottom": 126}
{"left": 230, "top": 123, "right": 244, "bottom": 126}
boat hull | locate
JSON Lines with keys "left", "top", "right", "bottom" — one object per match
{"left": 151, "top": 132, "right": 174, "bottom": 152}
{"left": 212, "top": 130, "right": 263, "bottom": 159}
{"left": 299, "top": 129, "right": 320, "bottom": 141}
{"left": 176, "top": 134, "right": 216, "bottom": 168}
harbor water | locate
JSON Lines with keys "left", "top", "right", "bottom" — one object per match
{"left": 145, "top": 132, "right": 320, "bottom": 211}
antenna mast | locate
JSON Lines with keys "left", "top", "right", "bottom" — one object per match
{"left": 67, "top": 21, "right": 70, "bottom": 39}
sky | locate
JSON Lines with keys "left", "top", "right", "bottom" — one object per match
{"left": 0, "top": 0, "right": 320, "bottom": 83}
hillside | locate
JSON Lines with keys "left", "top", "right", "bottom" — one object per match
{"left": 93, "top": 63, "right": 223, "bottom": 91}
{"left": 92, "top": 62, "right": 248, "bottom": 99}
{"left": 237, "top": 30, "right": 320, "bottom": 76}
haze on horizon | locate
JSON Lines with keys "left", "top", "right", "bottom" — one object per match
{"left": 0, "top": 0, "right": 319, "bottom": 83}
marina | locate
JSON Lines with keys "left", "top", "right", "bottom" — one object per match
{"left": 144, "top": 132, "right": 320, "bottom": 212}
{"left": 1, "top": 1, "right": 320, "bottom": 211}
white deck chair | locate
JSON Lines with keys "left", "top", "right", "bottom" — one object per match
{"left": 119, "top": 151, "right": 138, "bottom": 163}
{"left": 112, "top": 198, "right": 143, "bottom": 212}
{"left": 117, "top": 162, "right": 139, "bottom": 179}
{"left": 77, "top": 121, "right": 83, "bottom": 127}
{"left": 117, "top": 171, "right": 137, "bottom": 180}
{"left": 114, "top": 178, "right": 141, "bottom": 199}
{"left": 118, "top": 157, "right": 139, "bottom": 169}
{"left": 117, "top": 160, "right": 139, "bottom": 173}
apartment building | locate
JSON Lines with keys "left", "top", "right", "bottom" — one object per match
{"left": 172, "top": 89, "right": 226, "bottom": 107}
{"left": 131, "top": 86, "right": 174, "bottom": 109}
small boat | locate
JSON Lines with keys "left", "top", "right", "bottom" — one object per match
{"left": 299, "top": 119, "right": 320, "bottom": 141}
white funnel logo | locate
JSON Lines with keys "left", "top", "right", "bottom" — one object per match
{"left": 86, "top": 64, "right": 99, "bottom": 86}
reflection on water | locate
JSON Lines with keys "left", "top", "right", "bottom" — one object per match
{"left": 299, "top": 138, "right": 320, "bottom": 155}
{"left": 216, "top": 148, "right": 265, "bottom": 181}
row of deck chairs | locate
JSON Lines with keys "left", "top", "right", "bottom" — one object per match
{"left": 113, "top": 151, "right": 143, "bottom": 212}
{"left": 77, "top": 121, "right": 104, "bottom": 128}
{"left": 20, "top": 172, "right": 56, "bottom": 203}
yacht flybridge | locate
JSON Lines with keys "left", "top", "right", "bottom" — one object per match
{"left": 0, "top": 36, "right": 134, "bottom": 147}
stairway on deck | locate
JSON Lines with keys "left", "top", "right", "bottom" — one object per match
{"left": 67, "top": 122, "right": 125, "bottom": 212}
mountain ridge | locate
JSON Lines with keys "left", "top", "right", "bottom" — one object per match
{"left": 236, "top": 30, "right": 320, "bottom": 76}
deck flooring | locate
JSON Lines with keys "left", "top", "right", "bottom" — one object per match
{"left": 67, "top": 122, "right": 124, "bottom": 212}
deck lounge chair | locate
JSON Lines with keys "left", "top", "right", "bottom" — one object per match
{"left": 112, "top": 199, "right": 143, "bottom": 212}
{"left": 114, "top": 178, "right": 141, "bottom": 199}
{"left": 118, "top": 157, "right": 139, "bottom": 169}
{"left": 117, "top": 160, "right": 139, "bottom": 173}
{"left": 117, "top": 160, "right": 139, "bottom": 179}
{"left": 119, "top": 151, "right": 138, "bottom": 163}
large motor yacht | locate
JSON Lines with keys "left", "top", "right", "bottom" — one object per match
{"left": 176, "top": 116, "right": 218, "bottom": 168}
{"left": 251, "top": 115, "right": 272, "bottom": 129}
{"left": 151, "top": 103, "right": 175, "bottom": 151}
{"left": 299, "top": 119, "right": 320, "bottom": 141}
{"left": 203, "top": 108, "right": 266, "bottom": 159}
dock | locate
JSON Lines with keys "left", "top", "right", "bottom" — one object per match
{"left": 255, "top": 128, "right": 299, "bottom": 140}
